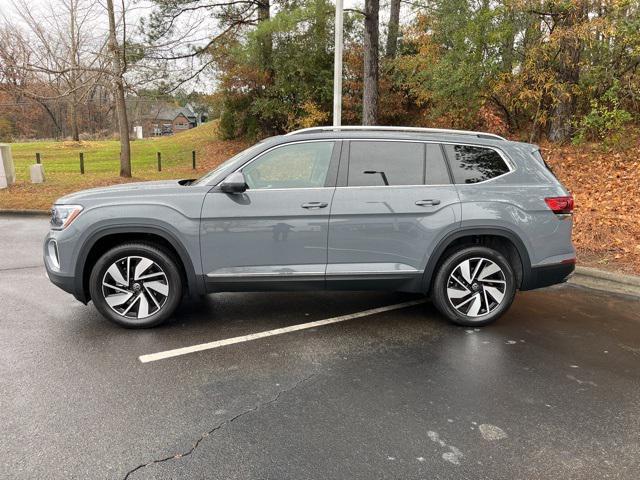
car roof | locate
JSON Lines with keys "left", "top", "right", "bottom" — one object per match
{"left": 262, "top": 128, "right": 515, "bottom": 148}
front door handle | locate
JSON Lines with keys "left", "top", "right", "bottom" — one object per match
{"left": 415, "top": 199, "right": 441, "bottom": 206}
{"left": 301, "top": 202, "right": 328, "bottom": 209}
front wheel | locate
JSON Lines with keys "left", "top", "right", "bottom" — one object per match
{"left": 431, "top": 246, "right": 516, "bottom": 327}
{"left": 89, "top": 243, "right": 183, "bottom": 328}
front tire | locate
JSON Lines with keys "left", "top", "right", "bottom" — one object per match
{"left": 432, "top": 246, "right": 516, "bottom": 327}
{"left": 89, "top": 243, "right": 183, "bottom": 328}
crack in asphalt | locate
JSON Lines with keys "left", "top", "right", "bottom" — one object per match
{"left": 122, "top": 373, "right": 318, "bottom": 480}
{"left": 0, "top": 264, "right": 43, "bottom": 273}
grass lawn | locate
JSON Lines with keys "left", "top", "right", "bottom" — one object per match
{"left": 0, "top": 122, "right": 247, "bottom": 210}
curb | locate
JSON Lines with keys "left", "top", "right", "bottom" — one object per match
{"left": 0, "top": 209, "right": 49, "bottom": 216}
{"left": 569, "top": 266, "right": 640, "bottom": 299}
{"left": 574, "top": 266, "right": 640, "bottom": 287}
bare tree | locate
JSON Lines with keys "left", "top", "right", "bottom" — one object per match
{"left": 1, "top": 0, "right": 107, "bottom": 140}
{"left": 363, "top": 0, "right": 379, "bottom": 125}
{"left": 106, "top": 0, "right": 131, "bottom": 177}
{"left": 1, "top": 0, "right": 136, "bottom": 176}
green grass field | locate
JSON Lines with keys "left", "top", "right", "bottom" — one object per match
{"left": 0, "top": 121, "right": 247, "bottom": 210}
{"left": 9, "top": 122, "right": 219, "bottom": 178}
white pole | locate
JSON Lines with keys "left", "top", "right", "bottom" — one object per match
{"left": 333, "top": 0, "right": 344, "bottom": 127}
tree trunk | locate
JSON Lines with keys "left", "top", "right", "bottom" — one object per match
{"left": 385, "top": 0, "right": 400, "bottom": 58}
{"left": 106, "top": 0, "right": 131, "bottom": 177}
{"left": 257, "top": 0, "right": 273, "bottom": 81}
{"left": 363, "top": 0, "right": 379, "bottom": 125}
{"left": 547, "top": 1, "right": 587, "bottom": 142}
{"left": 70, "top": 99, "right": 80, "bottom": 141}
{"left": 69, "top": 0, "right": 80, "bottom": 142}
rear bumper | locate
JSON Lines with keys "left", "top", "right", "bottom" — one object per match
{"left": 521, "top": 262, "right": 575, "bottom": 291}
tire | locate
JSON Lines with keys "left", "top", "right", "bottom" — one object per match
{"left": 89, "top": 242, "right": 183, "bottom": 328}
{"left": 431, "top": 246, "right": 516, "bottom": 327}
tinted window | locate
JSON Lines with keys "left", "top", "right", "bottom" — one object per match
{"left": 348, "top": 141, "right": 424, "bottom": 186}
{"left": 426, "top": 144, "right": 451, "bottom": 185}
{"left": 243, "top": 141, "right": 334, "bottom": 189}
{"left": 444, "top": 145, "right": 509, "bottom": 184}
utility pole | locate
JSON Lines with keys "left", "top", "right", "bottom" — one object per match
{"left": 333, "top": 0, "right": 344, "bottom": 127}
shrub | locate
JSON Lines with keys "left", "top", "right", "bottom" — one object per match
{"left": 573, "top": 81, "right": 632, "bottom": 147}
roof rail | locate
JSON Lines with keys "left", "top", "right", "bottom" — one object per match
{"left": 285, "top": 125, "right": 506, "bottom": 141}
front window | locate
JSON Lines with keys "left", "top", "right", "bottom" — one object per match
{"left": 243, "top": 141, "right": 335, "bottom": 190}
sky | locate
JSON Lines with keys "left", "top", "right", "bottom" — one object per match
{"left": 0, "top": 0, "right": 413, "bottom": 94}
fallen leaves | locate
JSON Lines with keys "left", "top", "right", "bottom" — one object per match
{"left": 541, "top": 135, "right": 640, "bottom": 275}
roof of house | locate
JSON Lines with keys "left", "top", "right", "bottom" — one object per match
{"left": 145, "top": 104, "right": 198, "bottom": 122}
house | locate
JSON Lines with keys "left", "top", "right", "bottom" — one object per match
{"left": 130, "top": 102, "right": 207, "bottom": 138}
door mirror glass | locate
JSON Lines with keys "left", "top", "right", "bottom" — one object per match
{"left": 220, "top": 171, "right": 247, "bottom": 193}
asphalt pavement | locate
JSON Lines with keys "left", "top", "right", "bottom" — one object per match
{"left": 1, "top": 215, "right": 640, "bottom": 480}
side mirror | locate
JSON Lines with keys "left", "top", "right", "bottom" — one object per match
{"left": 220, "top": 171, "right": 247, "bottom": 193}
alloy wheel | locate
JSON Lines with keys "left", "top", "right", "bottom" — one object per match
{"left": 446, "top": 257, "right": 507, "bottom": 318}
{"left": 101, "top": 256, "right": 169, "bottom": 319}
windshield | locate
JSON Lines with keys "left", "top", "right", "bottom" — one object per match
{"left": 192, "top": 142, "right": 265, "bottom": 186}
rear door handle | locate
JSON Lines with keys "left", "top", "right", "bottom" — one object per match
{"left": 301, "top": 202, "right": 328, "bottom": 209}
{"left": 415, "top": 199, "right": 441, "bottom": 206}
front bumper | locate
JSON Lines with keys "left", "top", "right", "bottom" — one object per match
{"left": 522, "top": 262, "right": 575, "bottom": 291}
{"left": 45, "top": 265, "right": 76, "bottom": 295}
{"left": 43, "top": 232, "right": 87, "bottom": 303}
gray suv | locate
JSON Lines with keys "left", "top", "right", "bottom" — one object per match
{"left": 44, "top": 126, "right": 575, "bottom": 328}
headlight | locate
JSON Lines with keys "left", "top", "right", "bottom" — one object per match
{"left": 50, "top": 204, "right": 83, "bottom": 230}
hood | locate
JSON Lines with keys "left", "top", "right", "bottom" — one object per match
{"left": 56, "top": 180, "right": 188, "bottom": 204}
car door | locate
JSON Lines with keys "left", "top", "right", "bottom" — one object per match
{"left": 326, "top": 140, "right": 461, "bottom": 290}
{"left": 200, "top": 140, "right": 340, "bottom": 290}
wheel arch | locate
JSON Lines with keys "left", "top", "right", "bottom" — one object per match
{"left": 422, "top": 227, "right": 532, "bottom": 294}
{"left": 74, "top": 225, "right": 203, "bottom": 303}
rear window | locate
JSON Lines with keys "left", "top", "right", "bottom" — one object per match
{"left": 443, "top": 145, "right": 510, "bottom": 184}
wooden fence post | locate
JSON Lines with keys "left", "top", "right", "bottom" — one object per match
{"left": 79, "top": 153, "right": 85, "bottom": 174}
{"left": 36, "top": 153, "right": 41, "bottom": 164}
{"left": 157, "top": 152, "right": 162, "bottom": 172}
{"left": 192, "top": 150, "right": 196, "bottom": 170}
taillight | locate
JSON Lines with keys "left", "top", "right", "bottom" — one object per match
{"left": 545, "top": 196, "right": 574, "bottom": 214}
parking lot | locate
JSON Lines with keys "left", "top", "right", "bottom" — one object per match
{"left": 2, "top": 214, "right": 640, "bottom": 479}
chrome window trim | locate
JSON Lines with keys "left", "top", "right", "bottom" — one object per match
{"left": 232, "top": 187, "right": 335, "bottom": 192}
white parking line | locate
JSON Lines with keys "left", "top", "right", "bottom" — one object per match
{"left": 138, "top": 299, "right": 425, "bottom": 363}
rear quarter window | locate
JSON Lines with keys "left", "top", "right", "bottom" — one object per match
{"left": 444, "top": 145, "right": 510, "bottom": 184}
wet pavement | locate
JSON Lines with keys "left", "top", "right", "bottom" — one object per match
{"left": 1, "top": 215, "right": 639, "bottom": 479}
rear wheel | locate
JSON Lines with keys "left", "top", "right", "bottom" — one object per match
{"left": 432, "top": 246, "right": 516, "bottom": 327}
{"left": 89, "top": 243, "right": 183, "bottom": 328}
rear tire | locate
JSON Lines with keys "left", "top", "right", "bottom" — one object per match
{"left": 432, "top": 246, "right": 516, "bottom": 327}
{"left": 89, "top": 242, "right": 183, "bottom": 328}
